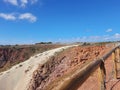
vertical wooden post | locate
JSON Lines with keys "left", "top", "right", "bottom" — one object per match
{"left": 112, "top": 51, "right": 116, "bottom": 79}
{"left": 98, "top": 62, "right": 106, "bottom": 90}
{"left": 116, "top": 48, "right": 120, "bottom": 78}
{"left": 112, "top": 51, "right": 117, "bottom": 79}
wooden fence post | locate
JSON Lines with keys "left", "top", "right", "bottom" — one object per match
{"left": 116, "top": 48, "right": 120, "bottom": 78}
{"left": 112, "top": 51, "right": 117, "bottom": 79}
{"left": 98, "top": 62, "right": 106, "bottom": 90}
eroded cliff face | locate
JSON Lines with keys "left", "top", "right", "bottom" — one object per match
{"left": 0, "top": 44, "right": 63, "bottom": 72}
{"left": 0, "top": 45, "right": 74, "bottom": 90}
{"left": 0, "top": 47, "right": 34, "bottom": 68}
{"left": 28, "top": 45, "right": 111, "bottom": 90}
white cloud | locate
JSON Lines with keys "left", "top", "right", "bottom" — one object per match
{"left": 106, "top": 29, "right": 112, "bottom": 32}
{"left": 18, "top": 13, "right": 37, "bottom": 22}
{"left": 58, "top": 33, "right": 120, "bottom": 43}
{"left": 0, "top": 12, "right": 37, "bottom": 23}
{"left": 0, "top": 13, "right": 16, "bottom": 20}
{"left": 4, "top": 0, "right": 18, "bottom": 6}
{"left": 20, "top": 0, "right": 38, "bottom": 7}
{"left": 4, "top": 0, "right": 38, "bottom": 7}
{"left": 114, "top": 33, "right": 120, "bottom": 39}
{"left": 20, "top": 0, "right": 28, "bottom": 7}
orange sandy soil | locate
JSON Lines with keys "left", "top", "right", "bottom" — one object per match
{"left": 78, "top": 45, "right": 120, "bottom": 90}
{"left": 28, "top": 44, "right": 120, "bottom": 90}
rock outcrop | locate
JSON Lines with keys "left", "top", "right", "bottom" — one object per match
{"left": 28, "top": 45, "right": 110, "bottom": 90}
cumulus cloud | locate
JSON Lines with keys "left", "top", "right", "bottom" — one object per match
{"left": 106, "top": 29, "right": 112, "bottom": 32}
{"left": 18, "top": 13, "right": 37, "bottom": 22}
{"left": 20, "top": 0, "right": 28, "bottom": 7}
{"left": 20, "top": 0, "right": 38, "bottom": 7}
{"left": 3, "top": 0, "right": 38, "bottom": 7}
{"left": 4, "top": 0, "right": 18, "bottom": 6}
{"left": 0, "top": 13, "right": 16, "bottom": 20}
{"left": 0, "top": 13, "right": 37, "bottom": 23}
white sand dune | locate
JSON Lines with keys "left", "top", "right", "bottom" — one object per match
{"left": 0, "top": 45, "right": 77, "bottom": 90}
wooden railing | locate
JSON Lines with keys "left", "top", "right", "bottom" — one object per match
{"left": 45, "top": 44, "right": 120, "bottom": 90}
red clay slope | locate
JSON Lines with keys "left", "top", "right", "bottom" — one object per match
{"left": 0, "top": 44, "right": 63, "bottom": 72}
{"left": 28, "top": 45, "right": 112, "bottom": 90}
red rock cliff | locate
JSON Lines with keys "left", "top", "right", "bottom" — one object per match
{"left": 0, "top": 44, "right": 63, "bottom": 72}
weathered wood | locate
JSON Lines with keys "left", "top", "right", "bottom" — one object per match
{"left": 98, "top": 62, "right": 106, "bottom": 90}
{"left": 116, "top": 48, "right": 120, "bottom": 78}
{"left": 112, "top": 51, "right": 117, "bottom": 79}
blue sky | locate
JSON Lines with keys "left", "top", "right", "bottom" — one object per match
{"left": 0, "top": 0, "right": 120, "bottom": 44}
